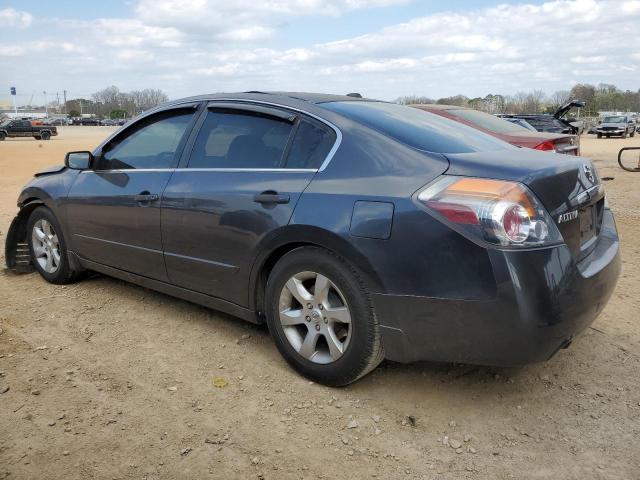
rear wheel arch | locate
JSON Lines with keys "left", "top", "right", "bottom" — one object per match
{"left": 250, "top": 227, "right": 384, "bottom": 318}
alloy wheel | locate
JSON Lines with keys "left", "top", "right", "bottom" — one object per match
{"left": 278, "top": 271, "right": 352, "bottom": 364}
{"left": 32, "top": 219, "right": 61, "bottom": 273}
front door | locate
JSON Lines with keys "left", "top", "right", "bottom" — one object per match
{"left": 65, "top": 106, "right": 198, "bottom": 281}
{"left": 161, "top": 102, "right": 337, "bottom": 306}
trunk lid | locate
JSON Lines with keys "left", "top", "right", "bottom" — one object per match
{"left": 554, "top": 100, "right": 586, "bottom": 119}
{"left": 444, "top": 148, "right": 604, "bottom": 260}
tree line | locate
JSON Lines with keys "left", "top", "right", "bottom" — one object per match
{"left": 396, "top": 83, "right": 640, "bottom": 116}
{"left": 65, "top": 86, "right": 169, "bottom": 118}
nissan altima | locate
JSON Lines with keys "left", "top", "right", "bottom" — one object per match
{"left": 5, "top": 92, "right": 621, "bottom": 386}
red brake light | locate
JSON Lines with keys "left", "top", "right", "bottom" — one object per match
{"left": 425, "top": 202, "right": 479, "bottom": 225}
{"left": 534, "top": 140, "right": 555, "bottom": 151}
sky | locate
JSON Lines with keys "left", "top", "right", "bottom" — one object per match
{"left": 1, "top": 0, "right": 639, "bottom": 106}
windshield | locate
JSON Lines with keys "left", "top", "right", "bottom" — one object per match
{"left": 0, "top": 120, "right": 11, "bottom": 128}
{"left": 446, "top": 108, "right": 531, "bottom": 134}
{"left": 322, "top": 101, "right": 511, "bottom": 154}
{"left": 602, "top": 116, "right": 626, "bottom": 123}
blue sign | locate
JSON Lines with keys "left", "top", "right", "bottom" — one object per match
{"left": 10, "top": 87, "right": 16, "bottom": 95}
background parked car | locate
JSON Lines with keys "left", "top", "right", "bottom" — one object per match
{"left": 43, "top": 118, "right": 71, "bottom": 126}
{"left": 498, "top": 100, "right": 585, "bottom": 135}
{"left": 596, "top": 115, "right": 636, "bottom": 138}
{"left": 501, "top": 117, "right": 537, "bottom": 131}
{"left": 413, "top": 104, "right": 580, "bottom": 155}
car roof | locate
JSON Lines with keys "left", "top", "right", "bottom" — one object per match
{"left": 161, "top": 91, "right": 373, "bottom": 109}
{"left": 411, "top": 104, "right": 466, "bottom": 110}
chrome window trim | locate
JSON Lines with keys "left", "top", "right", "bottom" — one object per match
{"left": 90, "top": 97, "right": 342, "bottom": 173}
{"left": 81, "top": 168, "right": 317, "bottom": 173}
{"left": 177, "top": 168, "right": 317, "bottom": 173}
{"left": 206, "top": 98, "right": 342, "bottom": 172}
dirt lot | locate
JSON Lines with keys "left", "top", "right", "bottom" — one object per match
{"left": 1, "top": 127, "right": 639, "bottom": 480}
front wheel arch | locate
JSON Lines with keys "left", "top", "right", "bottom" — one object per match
{"left": 4, "top": 199, "right": 45, "bottom": 271}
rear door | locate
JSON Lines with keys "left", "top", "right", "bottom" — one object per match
{"left": 65, "top": 104, "right": 200, "bottom": 280}
{"left": 161, "top": 102, "right": 337, "bottom": 306}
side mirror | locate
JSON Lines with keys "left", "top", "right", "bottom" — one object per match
{"left": 65, "top": 151, "right": 93, "bottom": 170}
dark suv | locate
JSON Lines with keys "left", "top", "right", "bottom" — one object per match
{"left": 498, "top": 100, "right": 585, "bottom": 134}
{"left": 5, "top": 92, "right": 620, "bottom": 386}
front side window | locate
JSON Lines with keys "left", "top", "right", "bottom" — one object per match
{"left": 96, "top": 110, "right": 194, "bottom": 170}
{"left": 188, "top": 110, "right": 293, "bottom": 168}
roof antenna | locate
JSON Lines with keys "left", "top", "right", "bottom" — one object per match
{"left": 346, "top": 93, "right": 362, "bottom": 98}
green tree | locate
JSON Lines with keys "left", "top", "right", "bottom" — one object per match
{"left": 110, "top": 109, "right": 127, "bottom": 119}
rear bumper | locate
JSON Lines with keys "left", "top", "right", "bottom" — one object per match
{"left": 376, "top": 209, "right": 621, "bottom": 366}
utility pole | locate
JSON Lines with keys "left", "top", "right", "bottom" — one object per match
{"left": 63, "top": 90, "right": 67, "bottom": 115}
{"left": 43, "top": 91, "right": 48, "bottom": 117}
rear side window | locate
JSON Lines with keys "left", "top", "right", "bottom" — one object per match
{"left": 97, "top": 110, "right": 195, "bottom": 170}
{"left": 188, "top": 111, "right": 293, "bottom": 168}
{"left": 285, "top": 119, "right": 336, "bottom": 169}
{"left": 322, "top": 101, "right": 510, "bottom": 154}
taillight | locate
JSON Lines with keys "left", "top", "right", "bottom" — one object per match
{"left": 534, "top": 140, "right": 556, "bottom": 151}
{"left": 417, "top": 176, "right": 561, "bottom": 248}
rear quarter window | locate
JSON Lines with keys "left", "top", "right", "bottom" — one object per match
{"left": 322, "top": 101, "right": 511, "bottom": 154}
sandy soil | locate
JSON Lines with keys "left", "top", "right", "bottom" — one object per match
{"left": 1, "top": 127, "right": 639, "bottom": 480}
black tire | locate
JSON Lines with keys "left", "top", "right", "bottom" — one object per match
{"left": 265, "top": 247, "right": 384, "bottom": 386}
{"left": 0, "top": 132, "right": 6, "bottom": 141}
{"left": 631, "top": 130, "right": 635, "bottom": 138}
{"left": 622, "top": 131, "right": 627, "bottom": 139}
{"left": 41, "top": 131, "right": 51, "bottom": 140}
{"left": 597, "top": 133, "right": 602, "bottom": 139}
{"left": 27, "top": 206, "right": 82, "bottom": 284}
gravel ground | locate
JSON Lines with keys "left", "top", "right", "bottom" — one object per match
{"left": 1, "top": 127, "right": 639, "bottom": 479}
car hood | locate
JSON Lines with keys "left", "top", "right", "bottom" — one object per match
{"left": 443, "top": 148, "right": 599, "bottom": 216}
{"left": 598, "top": 122, "right": 626, "bottom": 128}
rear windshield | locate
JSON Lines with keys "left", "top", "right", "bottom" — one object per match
{"left": 322, "top": 101, "right": 511, "bottom": 154}
{"left": 602, "top": 116, "right": 626, "bottom": 123}
{"left": 446, "top": 108, "right": 530, "bottom": 134}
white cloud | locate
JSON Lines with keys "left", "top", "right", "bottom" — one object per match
{"left": 0, "top": 7, "right": 33, "bottom": 28}
{"left": 3, "top": 0, "right": 640, "bottom": 101}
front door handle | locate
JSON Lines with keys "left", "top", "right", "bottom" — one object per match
{"left": 253, "top": 191, "right": 290, "bottom": 204}
{"left": 134, "top": 192, "right": 159, "bottom": 202}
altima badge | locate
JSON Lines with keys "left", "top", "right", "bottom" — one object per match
{"left": 558, "top": 210, "right": 579, "bottom": 223}
{"left": 583, "top": 164, "right": 595, "bottom": 183}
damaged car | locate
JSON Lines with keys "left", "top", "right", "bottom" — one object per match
{"left": 5, "top": 92, "right": 620, "bottom": 386}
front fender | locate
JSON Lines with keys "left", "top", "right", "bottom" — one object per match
{"left": 4, "top": 200, "right": 44, "bottom": 272}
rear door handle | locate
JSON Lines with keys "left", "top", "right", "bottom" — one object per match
{"left": 134, "top": 192, "right": 159, "bottom": 202}
{"left": 253, "top": 192, "right": 290, "bottom": 204}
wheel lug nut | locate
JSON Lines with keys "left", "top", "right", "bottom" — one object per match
{"left": 306, "top": 303, "right": 312, "bottom": 309}
{"left": 324, "top": 318, "right": 328, "bottom": 324}
{"left": 319, "top": 304, "right": 324, "bottom": 310}
{"left": 305, "top": 316, "right": 310, "bottom": 322}
{"left": 315, "top": 324, "right": 320, "bottom": 331}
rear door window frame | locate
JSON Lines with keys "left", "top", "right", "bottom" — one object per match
{"left": 177, "top": 100, "right": 341, "bottom": 172}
